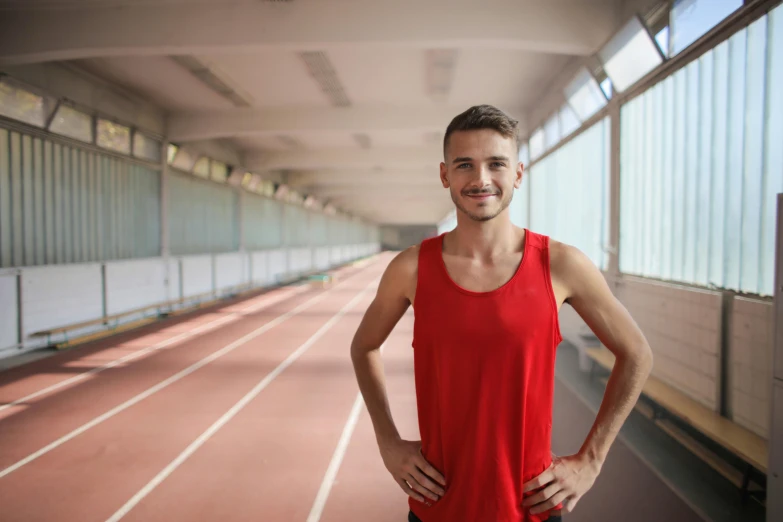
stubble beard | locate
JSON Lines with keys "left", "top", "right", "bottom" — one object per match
{"left": 451, "top": 189, "right": 513, "bottom": 222}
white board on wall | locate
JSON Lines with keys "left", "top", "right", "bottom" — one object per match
{"left": 215, "top": 252, "right": 244, "bottom": 291}
{"left": 167, "top": 258, "right": 181, "bottom": 302}
{"left": 181, "top": 255, "right": 213, "bottom": 298}
{"left": 315, "top": 248, "right": 330, "bottom": 270}
{"left": 250, "top": 251, "right": 269, "bottom": 285}
{"left": 21, "top": 264, "right": 103, "bottom": 338}
{"left": 0, "top": 273, "right": 18, "bottom": 350}
{"left": 268, "top": 249, "right": 287, "bottom": 282}
{"left": 105, "top": 258, "right": 167, "bottom": 316}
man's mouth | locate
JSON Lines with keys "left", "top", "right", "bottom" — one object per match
{"left": 465, "top": 193, "right": 497, "bottom": 200}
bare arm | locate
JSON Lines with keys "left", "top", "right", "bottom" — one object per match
{"left": 560, "top": 244, "right": 652, "bottom": 466}
{"left": 350, "top": 247, "right": 446, "bottom": 504}
{"left": 350, "top": 249, "right": 413, "bottom": 446}
{"left": 524, "top": 243, "right": 653, "bottom": 515}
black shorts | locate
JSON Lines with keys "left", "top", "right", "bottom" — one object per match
{"left": 408, "top": 511, "right": 563, "bottom": 522}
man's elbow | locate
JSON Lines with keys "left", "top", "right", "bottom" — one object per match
{"left": 616, "top": 338, "right": 653, "bottom": 376}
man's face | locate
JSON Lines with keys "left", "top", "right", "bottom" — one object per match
{"left": 440, "top": 129, "right": 523, "bottom": 222}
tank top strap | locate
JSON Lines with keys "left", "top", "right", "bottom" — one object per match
{"left": 414, "top": 234, "right": 447, "bottom": 307}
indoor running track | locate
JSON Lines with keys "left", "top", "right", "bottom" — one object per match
{"left": 0, "top": 252, "right": 701, "bottom": 522}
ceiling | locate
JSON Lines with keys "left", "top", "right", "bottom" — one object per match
{"left": 0, "top": 0, "right": 625, "bottom": 226}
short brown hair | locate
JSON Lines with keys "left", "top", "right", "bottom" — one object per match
{"left": 443, "top": 104, "right": 520, "bottom": 158}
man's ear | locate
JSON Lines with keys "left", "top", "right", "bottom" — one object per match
{"left": 514, "top": 162, "right": 524, "bottom": 189}
{"left": 440, "top": 162, "right": 450, "bottom": 188}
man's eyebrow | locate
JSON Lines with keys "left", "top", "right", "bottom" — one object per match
{"left": 451, "top": 155, "right": 511, "bottom": 164}
{"left": 452, "top": 157, "right": 473, "bottom": 164}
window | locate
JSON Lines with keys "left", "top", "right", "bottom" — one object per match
{"left": 192, "top": 157, "right": 211, "bottom": 178}
{"left": 211, "top": 161, "right": 228, "bottom": 183}
{"left": 559, "top": 103, "right": 581, "bottom": 138}
{"left": 241, "top": 172, "right": 253, "bottom": 188}
{"left": 656, "top": 26, "right": 671, "bottom": 57}
{"left": 564, "top": 67, "right": 607, "bottom": 121}
{"left": 171, "top": 147, "right": 196, "bottom": 172}
{"left": 133, "top": 132, "right": 162, "bottom": 162}
{"left": 0, "top": 79, "right": 50, "bottom": 127}
{"left": 96, "top": 119, "right": 131, "bottom": 154}
{"left": 49, "top": 104, "right": 92, "bottom": 142}
{"left": 544, "top": 113, "right": 560, "bottom": 149}
{"left": 619, "top": 8, "right": 783, "bottom": 296}
{"left": 167, "top": 144, "right": 179, "bottom": 164}
{"left": 519, "top": 143, "right": 529, "bottom": 165}
{"left": 529, "top": 118, "right": 611, "bottom": 269}
{"left": 599, "top": 16, "right": 664, "bottom": 92}
{"left": 671, "top": 0, "right": 743, "bottom": 55}
{"left": 529, "top": 128, "right": 545, "bottom": 160}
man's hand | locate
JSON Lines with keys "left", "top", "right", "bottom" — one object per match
{"left": 379, "top": 438, "right": 446, "bottom": 505}
{"left": 521, "top": 453, "right": 601, "bottom": 516}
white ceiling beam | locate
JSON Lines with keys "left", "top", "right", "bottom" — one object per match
{"left": 167, "top": 105, "right": 525, "bottom": 142}
{"left": 245, "top": 146, "right": 444, "bottom": 171}
{"left": 287, "top": 169, "right": 438, "bottom": 188}
{"left": 0, "top": 0, "right": 617, "bottom": 65}
{"left": 311, "top": 185, "right": 445, "bottom": 198}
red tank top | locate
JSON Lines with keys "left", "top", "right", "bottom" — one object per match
{"left": 410, "top": 229, "right": 562, "bottom": 522}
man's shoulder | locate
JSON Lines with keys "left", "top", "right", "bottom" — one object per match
{"left": 547, "top": 239, "right": 601, "bottom": 282}
{"left": 387, "top": 244, "right": 420, "bottom": 278}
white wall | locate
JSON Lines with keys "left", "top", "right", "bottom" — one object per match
{"left": 315, "top": 247, "right": 331, "bottom": 271}
{"left": 250, "top": 251, "right": 270, "bottom": 286}
{"left": 105, "top": 258, "right": 167, "bottom": 316}
{"left": 730, "top": 297, "right": 775, "bottom": 437}
{"left": 22, "top": 263, "right": 104, "bottom": 340}
{"left": 214, "top": 252, "right": 245, "bottom": 293}
{"left": 0, "top": 271, "right": 19, "bottom": 352}
{"left": 0, "top": 243, "right": 380, "bottom": 360}
{"left": 181, "top": 255, "right": 213, "bottom": 298}
{"left": 615, "top": 277, "right": 723, "bottom": 411}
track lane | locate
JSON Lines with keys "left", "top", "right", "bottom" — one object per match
{"left": 316, "top": 309, "right": 419, "bottom": 522}
{"left": 0, "top": 257, "right": 386, "bottom": 521}
{"left": 0, "top": 284, "right": 309, "bottom": 418}
{"left": 106, "top": 267, "right": 387, "bottom": 521}
{"left": 0, "top": 259, "right": 365, "bottom": 408}
{"left": 0, "top": 262, "right": 374, "bottom": 469}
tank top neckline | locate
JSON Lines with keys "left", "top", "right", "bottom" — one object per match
{"left": 435, "top": 228, "right": 531, "bottom": 297}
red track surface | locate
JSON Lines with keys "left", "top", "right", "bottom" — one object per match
{"left": 0, "top": 253, "right": 416, "bottom": 522}
{"left": 0, "top": 251, "right": 704, "bottom": 522}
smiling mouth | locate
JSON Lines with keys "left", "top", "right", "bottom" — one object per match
{"left": 465, "top": 193, "right": 497, "bottom": 200}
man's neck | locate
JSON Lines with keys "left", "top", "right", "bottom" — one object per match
{"left": 447, "top": 211, "right": 522, "bottom": 261}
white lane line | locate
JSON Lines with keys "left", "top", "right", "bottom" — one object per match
{"left": 0, "top": 266, "right": 376, "bottom": 479}
{"left": 0, "top": 285, "right": 307, "bottom": 414}
{"left": 105, "top": 277, "right": 380, "bottom": 522}
{"left": 307, "top": 394, "right": 365, "bottom": 522}
{"left": 306, "top": 343, "right": 384, "bottom": 522}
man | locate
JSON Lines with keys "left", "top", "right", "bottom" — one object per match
{"left": 350, "top": 105, "right": 653, "bottom": 521}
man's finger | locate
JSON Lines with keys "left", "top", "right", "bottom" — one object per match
{"left": 417, "top": 451, "right": 447, "bottom": 486}
{"left": 406, "top": 472, "right": 440, "bottom": 501}
{"left": 396, "top": 478, "right": 426, "bottom": 504}
{"left": 530, "top": 491, "right": 569, "bottom": 515}
{"left": 522, "top": 468, "right": 555, "bottom": 493}
{"left": 522, "top": 482, "right": 561, "bottom": 507}
{"left": 410, "top": 468, "right": 445, "bottom": 497}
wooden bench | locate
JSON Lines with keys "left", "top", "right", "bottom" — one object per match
{"left": 586, "top": 347, "right": 768, "bottom": 503}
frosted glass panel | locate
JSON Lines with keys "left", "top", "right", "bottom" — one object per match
{"left": 619, "top": 7, "right": 781, "bottom": 296}
{"left": 564, "top": 67, "right": 607, "bottom": 121}
{"left": 600, "top": 16, "right": 664, "bottom": 92}
{"left": 529, "top": 118, "right": 610, "bottom": 269}
{"left": 671, "top": 0, "right": 743, "bottom": 55}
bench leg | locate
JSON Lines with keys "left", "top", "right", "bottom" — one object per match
{"left": 740, "top": 464, "right": 752, "bottom": 505}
